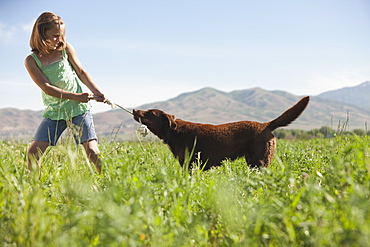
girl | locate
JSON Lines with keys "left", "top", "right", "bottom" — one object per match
{"left": 25, "top": 12, "right": 105, "bottom": 173}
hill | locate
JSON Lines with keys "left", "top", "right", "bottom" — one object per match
{"left": 129, "top": 87, "right": 370, "bottom": 129}
{"left": 1, "top": 85, "right": 370, "bottom": 141}
{"left": 0, "top": 108, "right": 43, "bottom": 140}
{"left": 317, "top": 81, "right": 370, "bottom": 110}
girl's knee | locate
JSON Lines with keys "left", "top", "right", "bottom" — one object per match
{"left": 28, "top": 141, "right": 48, "bottom": 156}
{"left": 83, "top": 140, "right": 99, "bottom": 155}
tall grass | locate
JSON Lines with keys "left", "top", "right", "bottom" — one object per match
{"left": 1, "top": 136, "right": 369, "bottom": 246}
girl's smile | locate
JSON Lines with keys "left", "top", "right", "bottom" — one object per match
{"left": 45, "top": 25, "right": 65, "bottom": 50}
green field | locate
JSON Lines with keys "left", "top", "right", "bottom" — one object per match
{"left": 1, "top": 136, "right": 370, "bottom": 246}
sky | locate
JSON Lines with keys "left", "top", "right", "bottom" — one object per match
{"left": 1, "top": 0, "right": 369, "bottom": 114}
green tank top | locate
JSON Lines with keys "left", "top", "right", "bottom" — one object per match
{"left": 30, "top": 50, "right": 91, "bottom": 120}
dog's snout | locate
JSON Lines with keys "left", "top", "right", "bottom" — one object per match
{"left": 133, "top": 109, "right": 141, "bottom": 116}
{"left": 132, "top": 109, "right": 144, "bottom": 121}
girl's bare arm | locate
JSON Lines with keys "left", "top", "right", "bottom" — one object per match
{"left": 66, "top": 42, "right": 105, "bottom": 102}
{"left": 24, "top": 55, "right": 90, "bottom": 103}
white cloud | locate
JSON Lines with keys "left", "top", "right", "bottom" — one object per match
{"left": 0, "top": 19, "right": 34, "bottom": 43}
{"left": 22, "top": 19, "right": 35, "bottom": 33}
{"left": 0, "top": 22, "right": 17, "bottom": 41}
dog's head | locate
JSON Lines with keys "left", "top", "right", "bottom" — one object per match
{"left": 133, "top": 109, "right": 177, "bottom": 139}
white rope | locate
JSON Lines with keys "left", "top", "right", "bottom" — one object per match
{"left": 92, "top": 95, "right": 149, "bottom": 137}
{"left": 137, "top": 118, "right": 149, "bottom": 137}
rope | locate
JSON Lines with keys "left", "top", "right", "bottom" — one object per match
{"left": 91, "top": 95, "right": 148, "bottom": 137}
{"left": 92, "top": 95, "right": 133, "bottom": 115}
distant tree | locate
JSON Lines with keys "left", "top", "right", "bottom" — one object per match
{"left": 340, "top": 131, "right": 353, "bottom": 136}
{"left": 290, "top": 129, "right": 309, "bottom": 139}
{"left": 307, "top": 129, "right": 319, "bottom": 136}
{"left": 319, "top": 126, "right": 335, "bottom": 138}
{"left": 274, "top": 127, "right": 368, "bottom": 139}
{"left": 315, "top": 133, "right": 324, "bottom": 139}
{"left": 273, "top": 129, "right": 288, "bottom": 139}
{"left": 353, "top": 129, "right": 366, "bottom": 136}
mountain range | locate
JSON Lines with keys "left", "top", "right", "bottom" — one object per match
{"left": 1, "top": 81, "right": 370, "bottom": 141}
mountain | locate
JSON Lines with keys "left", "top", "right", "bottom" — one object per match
{"left": 0, "top": 108, "right": 43, "bottom": 140}
{"left": 1, "top": 85, "right": 370, "bottom": 141}
{"left": 317, "top": 81, "right": 370, "bottom": 110}
{"left": 93, "top": 86, "right": 370, "bottom": 139}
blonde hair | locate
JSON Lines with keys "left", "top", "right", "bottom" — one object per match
{"left": 30, "top": 12, "right": 67, "bottom": 55}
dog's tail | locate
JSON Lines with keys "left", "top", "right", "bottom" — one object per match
{"left": 267, "top": 96, "right": 310, "bottom": 131}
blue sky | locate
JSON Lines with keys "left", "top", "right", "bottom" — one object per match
{"left": 1, "top": 0, "right": 369, "bottom": 113}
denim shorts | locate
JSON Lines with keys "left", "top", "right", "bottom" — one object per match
{"left": 33, "top": 111, "right": 98, "bottom": 146}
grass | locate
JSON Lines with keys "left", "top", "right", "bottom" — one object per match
{"left": 1, "top": 135, "right": 370, "bottom": 246}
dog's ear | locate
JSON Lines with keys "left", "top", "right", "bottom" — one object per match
{"left": 169, "top": 114, "right": 177, "bottom": 129}
{"left": 165, "top": 114, "right": 177, "bottom": 129}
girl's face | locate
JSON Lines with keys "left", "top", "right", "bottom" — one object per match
{"left": 45, "top": 24, "right": 65, "bottom": 50}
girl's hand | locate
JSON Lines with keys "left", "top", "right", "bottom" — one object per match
{"left": 92, "top": 92, "right": 106, "bottom": 102}
{"left": 76, "top": 92, "right": 91, "bottom": 103}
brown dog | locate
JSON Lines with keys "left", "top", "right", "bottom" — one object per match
{"left": 133, "top": 96, "right": 309, "bottom": 170}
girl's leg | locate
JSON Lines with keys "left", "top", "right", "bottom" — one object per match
{"left": 82, "top": 139, "right": 101, "bottom": 173}
{"left": 28, "top": 117, "right": 66, "bottom": 171}
{"left": 27, "top": 140, "right": 49, "bottom": 170}
{"left": 73, "top": 111, "right": 101, "bottom": 173}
